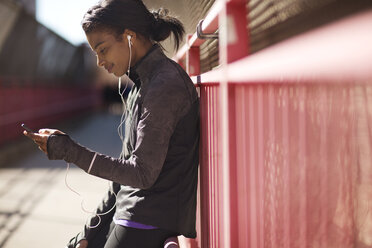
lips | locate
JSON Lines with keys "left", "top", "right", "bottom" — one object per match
{"left": 105, "top": 64, "right": 113, "bottom": 73}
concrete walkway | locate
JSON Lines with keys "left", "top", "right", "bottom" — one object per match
{"left": 0, "top": 111, "right": 122, "bottom": 248}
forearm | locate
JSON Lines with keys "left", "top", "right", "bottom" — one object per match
{"left": 47, "top": 134, "right": 158, "bottom": 189}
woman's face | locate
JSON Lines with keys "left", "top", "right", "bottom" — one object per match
{"left": 86, "top": 30, "right": 131, "bottom": 77}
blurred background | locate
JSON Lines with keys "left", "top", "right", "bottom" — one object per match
{"left": 1, "top": 0, "right": 372, "bottom": 247}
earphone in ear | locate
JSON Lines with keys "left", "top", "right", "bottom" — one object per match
{"left": 126, "top": 35, "right": 132, "bottom": 75}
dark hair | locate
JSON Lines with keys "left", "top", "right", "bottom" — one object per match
{"left": 82, "top": 0, "right": 185, "bottom": 50}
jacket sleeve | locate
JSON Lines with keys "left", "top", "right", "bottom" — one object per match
{"left": 47, "top": 74, "right": 191, "bottom": 189}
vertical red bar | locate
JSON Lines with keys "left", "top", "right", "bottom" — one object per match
{"left": 187, "top": 46, "right": 201, "bottom": 76}
{"left": 298, "top": 85, "right": 307, "bottom": 247}
{"left": 319, "top": 86, "right": 329, "bottom": 247}
{"left": 282, "top": 85, "right": 291, "bottom": 248}
{"left": 227, "top": 84, "right": 238, "bottom": 247}
{"left": 199, "top": 85, "right": 209, "bottom": 248}
{"left": 248, "top": 86, "right": 258, "bottom": 247}
{"left": 198, "top": 83, "right": 221, "bottom": 248}
{"left": 257, "top": 85, "right": 265, "bottom": 248}
{"left": 218, "top": 0, "right": 250, "bottom": 247}
{"left": 235, "top": 85, "right": 250, "bottom": 247}
{"left": 225, "top": 0, "right": 249, "bottom": 63}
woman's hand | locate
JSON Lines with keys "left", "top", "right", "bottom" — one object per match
{"left": 23, "top": 128, "right": 65, "bottom": 154}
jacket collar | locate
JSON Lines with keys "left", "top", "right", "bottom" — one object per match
{"left": 130, "top": 44, "right": 164, "bottom": 88}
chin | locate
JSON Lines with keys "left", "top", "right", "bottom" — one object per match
{"left": 114, "top": 71, "right": 126, "bottom": 77}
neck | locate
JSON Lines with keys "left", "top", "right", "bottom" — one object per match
{"left": 132, "top": 39, "right": 154, "bottom": 66}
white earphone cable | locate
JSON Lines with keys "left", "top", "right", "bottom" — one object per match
{"left": 65, "top": 163, "right": 117, "bottom": 229}
{"left": 118, "top": 35, "right": 132, "bottom": 159}
{"left": 63, "top": 35, "right": 133, "bottom": 229}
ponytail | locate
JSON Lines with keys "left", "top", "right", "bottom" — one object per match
{"left": 82, "top": 0, "right": 185, "bottom": 50}
{"left": 150, "top": 8, "right": 185, "bottom": 50}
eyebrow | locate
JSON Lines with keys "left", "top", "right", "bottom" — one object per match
{"left": 94, "top": 41, "right": 106, "bottom": 51}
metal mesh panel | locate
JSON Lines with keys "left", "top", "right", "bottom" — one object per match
{"left": 247, "top": 0, "right": 372, "bottom": 54}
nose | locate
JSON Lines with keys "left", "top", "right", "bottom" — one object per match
{"left": 97, "top": 55, "right": 104, "bottom": 67}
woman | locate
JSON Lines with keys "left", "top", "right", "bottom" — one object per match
{"left": 24, "top": 0, "right": 200, "bottom": 247}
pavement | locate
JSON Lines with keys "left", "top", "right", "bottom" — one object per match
{"left": 0, "top": 110, "right": 122, "bottom": 248}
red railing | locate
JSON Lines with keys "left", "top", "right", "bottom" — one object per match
{"left": 175, "top": 1, "right": 372, "bottom": 247}
{"left": 0, "top": 81, "right": 101, "bottom": 147}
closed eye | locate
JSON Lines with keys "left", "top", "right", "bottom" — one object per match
{"left": 99, "top": 48, "right": 106, "bottom": 55}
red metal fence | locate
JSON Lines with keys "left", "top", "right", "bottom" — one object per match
{"left": 175, "top": 0, "right": 372, "bottom": 247}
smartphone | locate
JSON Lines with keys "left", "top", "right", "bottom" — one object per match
{"left": 21, "top": 123, "right": 36, "bottom": 133}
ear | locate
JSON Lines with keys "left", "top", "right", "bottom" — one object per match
{"left": 123, "top": 29, "right": 136, "bottom": 43}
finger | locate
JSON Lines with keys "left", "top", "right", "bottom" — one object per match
{"left": 35, "top": 138, "right": 47, "bottom": 152}
{"left": 55, "top": 130, "right": 66, "bottom": 135}
{"left": 34, "top": 135, "right": 48, "bottom": 144}
{"left": 38, "top": 146, "right": 47, "bottom": 154}
{"left": 24, "top": 131, "right": 39, "bottom": 140}
{"left": 38, "top": 129, "right": 50, "bottom": 134}
{"left": 39, "top": 128, "right": 65, "bottom": 135}
{"left": 34, "top": 140, "right": 44, "bottom": 147}
{"left": 25, "top": 132, "right": 47, "bottom": 145}
{"left": 39, "top": 128, "right": 56, "bottom": 134}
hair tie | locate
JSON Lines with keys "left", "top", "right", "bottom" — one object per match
{"left": 152, "top": 8, "right": 169, "bottom": 22}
